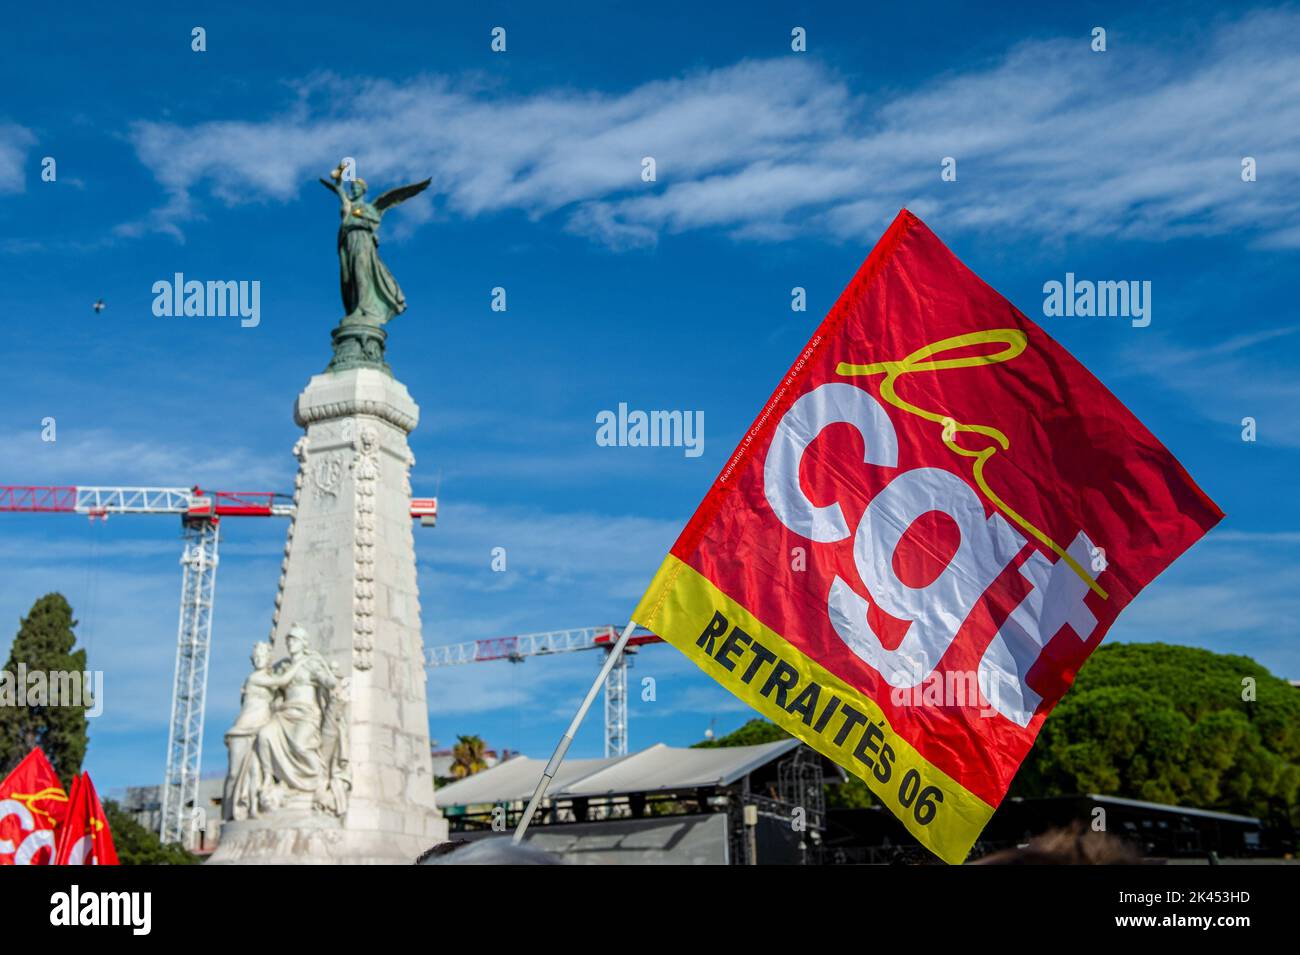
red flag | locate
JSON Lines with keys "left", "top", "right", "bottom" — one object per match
{"left": 632, "top": 209, "right": 1222, "bottom": 863}
{"left": 0, "top": 748, "right": 69, "bottom": 865}
{"left": 54, "top": 772, "right": 119, "bottom": 865}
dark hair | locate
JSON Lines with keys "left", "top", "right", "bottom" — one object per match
{"left": 414, "top": 839, "right": 470, "bottom": 864}
{"left": 415, "top": 837, "right": 563, "bottom": 865}
{"left": 973, "top": 823, "right": 1144, "bottom": 865}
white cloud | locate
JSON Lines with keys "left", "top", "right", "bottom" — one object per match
{"left": 1117, "top": 325, "right": 1300, "bottom": 447}
{"left": 122, "top": 10, "right": 1300, "bottom": 248}
{"left": 636, "top": 682, "right": 752, "bottom": 721}
{"left": 1209, "top": 530, "right": 1300, "bottom": 544}
{"left": 1112, "top": 534, "right": 1300, "bottom": 678}
{"left": 0, "top": 123, "right": 36, "bottom": 194}
{"left": 419, "top": 500, "right": 680, "bottom": 645}
{"left": 0, "top": 427, "right": 290, "bottom": 488}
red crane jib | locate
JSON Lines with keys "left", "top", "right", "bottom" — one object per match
{"left": 188, "top": 490, "right": 284, "bottom": 518}
{"left": 594, "top": 632, "right": 664, "bottom": 648}
{"left": 0, "top": 485, "right": 79, "bottom": 512}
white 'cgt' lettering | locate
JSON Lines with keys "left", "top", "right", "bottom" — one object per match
{"left": 0, "top": 799, "right": 55, "bottom": 864}
{"left": 764, "top": 382, "right": 898, "bottom": 542}
{"left": 829, "top": 466, "right": 1024, "bottom": 687}
{"left": 977, "top": 531, "right": 1098, "bottom": 726}
{"left": 764, "top": 381, "right": 1100, "bottom": 718}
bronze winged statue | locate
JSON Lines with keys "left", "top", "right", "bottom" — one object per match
{"left": 320, "top": 162, "right": 431, "bottom": 329}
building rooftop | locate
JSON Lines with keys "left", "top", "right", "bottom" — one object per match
{"left": 435, "top": 738, "right": 806, "bottom": 807}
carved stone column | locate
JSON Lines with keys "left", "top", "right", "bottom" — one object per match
{"left": 210, "top": 367, "right": 447, "bottom": 863}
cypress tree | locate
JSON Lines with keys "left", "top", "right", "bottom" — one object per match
{"left": 0, "top": 593, "right": 90, "bottom": 786}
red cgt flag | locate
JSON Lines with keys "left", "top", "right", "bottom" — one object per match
{"left": 0, "top": 747, "right": 70, "bottom": 865}
{"left": 632, "top": 210, "right": 1222, "bottom": 864}
{"left": 54, "top": 772, "right": 119, "bottom": 866}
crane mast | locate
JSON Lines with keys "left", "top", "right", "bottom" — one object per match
{"left": 162, "top": 514, "right": 221, "bottom": 845}
{"left": 425, "top": 625, "right": 663, "bottom": 757}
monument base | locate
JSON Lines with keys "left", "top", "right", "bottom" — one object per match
{"left": 207, "top": 363, "right": 448, "bottom": 865}
{"left": 327, "top": 323, "right": 391, "bottom": 375}
{"left": 208, "top": 809, "right": 447, "bottom": 865}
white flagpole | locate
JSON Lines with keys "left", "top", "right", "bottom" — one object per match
{"left": 512, "top": 618, "right": 639, "bottom": 843}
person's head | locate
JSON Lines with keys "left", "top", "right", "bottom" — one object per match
{"left": 286, "top": 625, "right": 310, "bottom": 658}
{"left": 251, "top": 641, "right": 273, "bottom": 669}
{"left": 415, "top": 837, "right": 562, "bottom": 866}
{"left": 349, "top": 178, "right": 368, "bottom": 201}
{"left": 973, "top": 824, "right": 1143, "bottom": 865}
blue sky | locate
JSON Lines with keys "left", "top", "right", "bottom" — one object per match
{"left": 2, "top": 1, "right": 1298, "bottom": 795}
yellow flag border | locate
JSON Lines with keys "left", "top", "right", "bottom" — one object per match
{"left": 634, "top": 554, "right": 995, "bottom": 865}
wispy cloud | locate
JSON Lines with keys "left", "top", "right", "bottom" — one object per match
{"left": 1209, "top": 530, "right": 1300, "bottom": 544}
{"left": 122, "top": 10, "right": 1300, "bottom": 249}
{"left": 420, "top": 499, "right": 680, "bottom": 645}
{"left": 0, "top": 427, "right": 290, "bottom": 488}
{"left": 0, "top": 122, "right": 36, "bottom": 194}
{"left": 1118, "top": 325, "right": 1300, "bottom": 447}
{"left": 1114, "top": 534, "right": 1300, "bottom": 678}
{"left": 636, "top": 682, "right": 752, "bottom": 722}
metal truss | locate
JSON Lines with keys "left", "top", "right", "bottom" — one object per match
{"left": 426, "top": 625, "right": 662, "bottom": 758}
{"left": 603, "top": 652, "right": 629, "bottom": 758}
{"left": 160, "top": 517, "right": 221, "bottom": 847}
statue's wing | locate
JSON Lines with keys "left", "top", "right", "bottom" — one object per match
{"left": 319, "top": 177, "right": 339, "bottom": 192}
{"left": 373, "top": 178, "right": 432, "bottom": 212}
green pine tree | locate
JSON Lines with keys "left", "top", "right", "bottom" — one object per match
{"left": 0, "top": 593, "right": 90, "bottom": 786}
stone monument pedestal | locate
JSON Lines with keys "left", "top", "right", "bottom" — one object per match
{"left": 210, "top": 366, "right": 446, "bottom": 864}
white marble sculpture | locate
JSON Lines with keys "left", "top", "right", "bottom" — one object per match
{"left": 223, "top": 625, "right": 351, "bottom": 822}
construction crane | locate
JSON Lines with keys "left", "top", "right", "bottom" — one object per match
{"left": 0, "top": 484, "right": 439, "bottom": 847}
{"left": 426, "top": 625, "right": 663, "bottom": 757}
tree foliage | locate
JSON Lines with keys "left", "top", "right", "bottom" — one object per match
{"left": 692, "top": 718, "right": 789, "bottom": 748}
{"left": 692, "top": 645, "right": 1300, "bottom": 821}
{"left": 449, "top": 734, "right": 489, "bottom": 778}
{"left": 101, "top": 800, "right": 198, "bottom": 866}
{"left": 826, "top": 776, "right": 878, "bottom": 809}
{"left": 1012, "top": 642, "right": 1300, "bottom": 821}
{"left": 0, "top": 593, "right": 90, "bottom": 787}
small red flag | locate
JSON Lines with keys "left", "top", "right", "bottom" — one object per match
{"left": 54, "top": 772, "right": 119, "bottom": 866}
{"left": 0, "top": 748, "right": 70, "bottom": 865}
